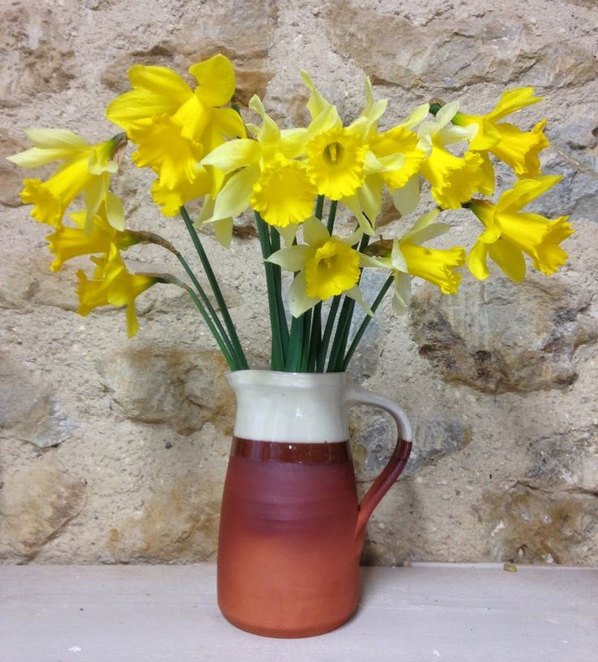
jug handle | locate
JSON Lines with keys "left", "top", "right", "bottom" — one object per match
{"left": 345, "top": 384, "right": 413, "bottom": 541}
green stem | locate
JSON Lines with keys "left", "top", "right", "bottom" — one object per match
{"left": 341, "top": 275, "right": 394, "bottom": 371}
{"left": 317, "top": 296, "right": 341, "bottom": 372}
{"left": 269, "top": 226, "right": 289, "bottom": 359}
{"left": 307, "top": 305, "right": 322, "bottom": 372}
{"left": 131, "top": 228, "right": 243, "bottom": 369}
{"left": 326, "top": 233, "right": 371, "bottom": 372}
{"left": 255, "top": 212, "right": 287, "bottom": 370}
{"left": 326, "top": 296, "right": 355, "bottom": 372}
{"left": 285, "top": 313, "right": 305, "bottom": 372}
{"left": 158, "top": 275, "right": 236, "bottom": 370}
{"left": 314, "top": 195, "right": 325, "bottom": 220}
{"left": 326, "top": 199, "right": 338, "bottom": 234}
{"left": 180, "top": 206, "right": 248, "bottom": 370}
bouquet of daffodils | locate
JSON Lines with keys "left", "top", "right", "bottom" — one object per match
{"left": 8, "top": 54, "right": 572, "bottom": 373}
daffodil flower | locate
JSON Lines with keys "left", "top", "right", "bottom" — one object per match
{"left": 201, "top": 95, "right": 314, "bottom": 230}
{"left": 77, "top": 244, "right": 157, "bottom": 337}
{"left": 417, "top": 103, "right": 491, "bottom": 209}
{"left": 467, "top": 175, "right": 573, "bottom": 281}
{"left": 8, "top": 129, "right": 125, "bottom": 230}
{"left": 452, "top": 87, "right": 549, "bottom": 178}
{"left": 302, "top": 74, "right": 389, "bottom": 232}
{"left": 267, "top": 217, "right": 368, "bottom": 317}
{"left": 348, "top": 103, "right": 431, "bottom": 230}
{"left": 362, "top": 209, "right": 466, "bottom": 313}
{"left": 106, "top": 54, "right": 245, "bottom": 215}
{"left": 47, "top": 205, "right": 138, "bottom": 272}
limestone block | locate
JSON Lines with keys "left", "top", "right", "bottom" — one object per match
{"left": 0, "top": 1, "right": 75, "bottom": 106}
{"left": 0, "top": 456, "right": 86, "bottom": 562}
{"left": 0, "top": 351, "right": 77, "bottom": 448}
{"left": 98, "top": 347, "right": 233, "bottom": 435}
{"left": 105, "top": 475, "right": 221, "bottom": 563}
{"left": 323, "top": 3, "right": 596, "bottom": 92}
{"left": 409, "top": 277, "right": 596, "bottom": 393}
{"left": 351, "top": 409, "right": 471, "bottom": 481}
{"left": 0, "top": 131, "right": 25, "bottom": 208}
{"left": 482, "top": 484, "right": 598, "bottom": 565}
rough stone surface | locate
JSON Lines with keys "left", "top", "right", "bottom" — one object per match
{"left": 0, "top": 351, "right": 78, "bottom": 448}
{"left": 98, "top": 347, "right": 232, "bottom": 435}
{"left": 409, "top": 277, "right": 595, "bottom": 393}
{"left": 0, "top": 0, "right": 596, "bottom": 567}
{"left": 0, "top": 456, "right": 86, "bottom": 562}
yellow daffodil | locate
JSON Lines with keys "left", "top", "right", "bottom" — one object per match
{"left": 351, "top": 103, "right": 430, "bottom": 230}
{"left": 417, "top": 103, "right": 491, "bottom": 208}
{"left": 47, "top": 205, "right": 138, "bottom": 272}
{"left": 77, "top": 244, "right": 157, "bottom": 337}
{"left": 267, "top": 217, "right": 367, "bottom": 316}
{"left": 8, "top": 129, "right": 125, "bottom": 230}
{"left": 362, "top": 210, "right": 466, "bottom": 312}
{"left": 106, "top": 54, "right": 245, "bottom": 214}
{"left": 467, "top": 175, "right": 573, "bottom": 281}
{"left": 453, "top": 87, "right": 549, "bottom": 177}
{"left": 302, "top": 73, "right": 399, "bottom": 233}
{"left": 201, "top": 95, "right": 313, "bottom": 230}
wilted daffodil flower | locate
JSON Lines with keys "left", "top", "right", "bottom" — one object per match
{"left": 7, "top": 53, "right": 573, "bottom": 371}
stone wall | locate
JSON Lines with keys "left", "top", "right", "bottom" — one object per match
{"left": 1, "top": 0, "right": 596, "bottom": 565}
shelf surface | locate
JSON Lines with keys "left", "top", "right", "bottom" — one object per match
{"left": 1, "top": 563, "right": 596, "bottom": 661}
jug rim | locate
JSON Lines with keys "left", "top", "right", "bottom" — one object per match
{"left": 226, "top": 369, "right": 347, "bottom": 390}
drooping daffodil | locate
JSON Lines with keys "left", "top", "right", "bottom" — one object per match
{"left": 452, "top": 87, "right": 549, "bottom": 178}
{"left": 267, "top": 216, "right": 369, "bottom": 317}
{"left": 76, "top": 244, "right": 158, "bottom": 337}
{"left": 467, "top": 175, "right": 573, "bottom": 281}
{"left": 47, "top": 204, "right": 138, "bottom": 272}
{"left": 362, "top": 209, "right": 466, "bottom": 313}
{"left": 8, "top": 129, "right": 126, "bottom": 231}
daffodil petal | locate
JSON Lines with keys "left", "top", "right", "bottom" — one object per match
{"left": 468, "top": 240, "right": 490, "bottom": 280}
{"left": 392, "top": 272, "right": 412, "bottom": 314}
{"left": 303, "top": 216, "right": 330, "bottom": 246}
{"left": 392, "top": 175, "right": 420, "bottom": 217}
{"left": 189, "top": 54, "right": 236, "bottom": 106}
{"left": 488, "top": 239, "right": 526, "bottom": 282}
{"left": 7, "top": 147, "right": 72, "bottom": 168}
{"left": 26, "top": 128, "right": 88, "bottom": 150}
{"left": 289, "top": 273, "right": 318, "bottom": 317}
{"left": 345, "top": 286, "right": 373, "bottom": 317}
{"left": 201, "top": 139, "right": 260, "bottom": 173}
{"left": 268, "top": 245, "right": 314, "bottom": 271}
{"left": 105, "top": 191, "right": 125, "bottom": 231}
{"left": 207, "top": 166, "right": 258, "bottom": 222}
{"left": 213, "top": 218, "right": 234, "bottom": 248}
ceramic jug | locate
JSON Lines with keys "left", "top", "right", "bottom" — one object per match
{"left": 217, "top": 370, "right": 412, "bottom": 638}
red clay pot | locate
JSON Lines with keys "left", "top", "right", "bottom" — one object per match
{"left": 217, "top": 370, "right": 412, "bottom": 638}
